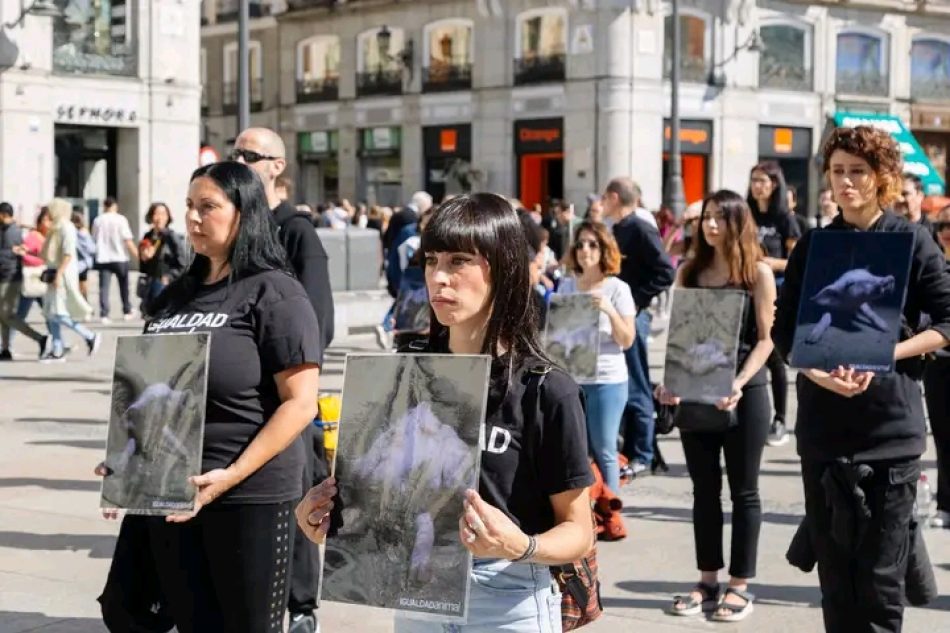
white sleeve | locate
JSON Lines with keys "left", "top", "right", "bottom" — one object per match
{"left": 120, "top": 216, "right": 133, "bottom": 241}
{"left": 612, "top": 277, "right": 637, "bottom": 316}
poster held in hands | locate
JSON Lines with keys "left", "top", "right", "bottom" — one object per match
{"left": 100, "top": 333, "right": 209, "bottom": 515}
{"left": 664, "top": 288, "right": 746, "bottom": 404}
{"left": 323, "top": 353, "right": 490, "bottom": 622}
{"left": 790, "top": 231, "right": 913, "bottom": 372}
{"left": 543, "top": 293, "right": 601, "bottom": 382}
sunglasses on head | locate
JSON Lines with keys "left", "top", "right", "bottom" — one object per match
{"left": 228, "top": 148, "right": 281, "bottom": 164}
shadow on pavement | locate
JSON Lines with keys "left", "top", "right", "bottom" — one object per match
{"left": 623, "top": 505, "right": 804, "bottom": 527}
{"left": 15, "top": 417, "right": 105, "bottom": 426}
{"left": 28, "top": 439, "right": 106, "bottom": 450}
{"left": 0, "top": 477, "right": 100, "bottom": 492}
{"left": 0, "top": 376, "right": 109, "bottom": 384}
{"left": 0, "top": 611, "right": 106, "bottom": 633}
{"left": 0, "top": 532, "right": 115, "bottom": 558}
{"left": 614, "top": 579, "right": 820, "bottom": 608}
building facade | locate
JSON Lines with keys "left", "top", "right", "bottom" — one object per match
{"left": 0, "top": 0, "right": 202, "bottom": 233}
{"left": 201, "top": 0, "right": 950, "bottom": 217}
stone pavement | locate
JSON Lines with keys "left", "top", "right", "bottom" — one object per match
{"left": 2, "top": 296, "right": 950, "bottom": 632}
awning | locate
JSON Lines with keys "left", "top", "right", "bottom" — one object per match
{"left": 832, "top": 112, "right": 945, "bottom": 195}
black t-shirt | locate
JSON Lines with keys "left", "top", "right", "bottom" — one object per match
{"left": 145, "top": 270, "right": 323, "bottom": 504}
{"left": 408, "top": 339, "right": 594, "bottom": 535}
{"left": 753, "top": 210, "right": 801, "bottom": 259}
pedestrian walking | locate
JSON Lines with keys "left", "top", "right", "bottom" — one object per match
{"left": 71, "top": 212, "right": 96, "bottom": 301}
{"left": 0, "top": 202, "right": 48, "bottom": 359}
{"left": 232, "top": 127, "right": 335, "bottom": 633}
{"left": 557, "top": 220, "right": 636, "bottom": 493}
{"left": 91, "top": 197, "right": 138, "bottom": 323}
{"left": 602, "top": 177, "right": 676, "bottom": 477}
{"left": 773, "top": 125, "right": 950, "bottom": 633}
{"left": 40, "top": 199, "right": 100, "bottom": 362}
{"left": 297, "top": 193, "right": 596, "bottom": 632}
{"left": 656, "top": 190, "right": 776, "bottom": 622}
{"left": 97, "top": 161, "right": 323, "bottom": 633}
{"left": 746, "top": 161, "right": 800, "bottom": 447}
{"left": 11, "top": 207, "right": 50, "bottom": 332}
{"left": 137, "top": 202, "right": 186, "bottom": 316}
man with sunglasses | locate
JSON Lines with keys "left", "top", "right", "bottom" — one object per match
{"left": 232, "top": 127, "right": 334, "bottom": 633}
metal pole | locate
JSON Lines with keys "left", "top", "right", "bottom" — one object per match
{"left": 666, "top": 0, "right": 686, "bottom": 218}
{"left": 237, "top": 0, "right": 250, "bottom": 133}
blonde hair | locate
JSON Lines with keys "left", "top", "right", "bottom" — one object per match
{"left": 47, "top": 198, "right": 72, "bottom": 224}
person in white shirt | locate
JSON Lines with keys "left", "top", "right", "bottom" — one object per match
{"left": 91, "top": 197, "right": 138, "bottom": 322}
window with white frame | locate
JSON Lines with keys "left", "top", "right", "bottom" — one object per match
{"left": 223, "top": 41, "right": 263, "bottom": 105}
{"left": 836, "top": 30, "right": 889, "bottom": 96}
{"left": 423, "top": 19, "right": 473, "bottom": 89}
{"left": 516, "top": 9, "right": 567, "bottom": 60}
{"left": 358, "top": 27, "right": 405, "bottom": 74}
{"left": 759, "top": 21, "right": 812, "bottom": 90}
{"left": 911, "top": 37, "right": 950, "bottom": 100}
{"left": 297, "top": 36, "right": 341, "bottom": 98}
{"left": 53, "top": 0, "right": 136, "bottom": 76}
{"left": 663, "top": 11, "right": 711, "bottom": 83}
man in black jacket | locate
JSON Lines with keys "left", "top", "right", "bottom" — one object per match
{"left": 0, "top": 202, "right": 48, "bottom": 359}
{"left": 232, "top": 127, "right": 333, "bottom": 633}
{"left": 603, "top": 177, "right": 676, "bottom": 476}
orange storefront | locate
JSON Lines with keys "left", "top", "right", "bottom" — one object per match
{"left": 515, "top": 118, "right": 565, "bottom": 210}
{"left": 662, "top": 119, "right": 713, "bottom": 205}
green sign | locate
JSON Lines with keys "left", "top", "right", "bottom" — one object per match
{"left": 833, "top": 112, "right": 945, "bottom": 195}
{"left": 298, "top": 131, "right": 338, "bottom": 157}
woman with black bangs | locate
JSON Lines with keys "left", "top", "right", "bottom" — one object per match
{"left": 746, "top": 160, "right": 800, "bottom": 448}
{"left": 297, "top": 193, "right": 594, "bottom": 631}
{"left": 97, "top": 162, "right": 323, "bottom": 633}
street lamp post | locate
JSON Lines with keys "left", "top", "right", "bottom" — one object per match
{"left": 237, "top": 0, "right": 250, "bottom": 133}
{"left": 666, "top": 0, "right": 686, "bottom": 218}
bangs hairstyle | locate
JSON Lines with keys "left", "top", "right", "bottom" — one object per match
{"left": 822, "top": 126, "right": 903, "bottom": 207}
{"left": 681, "top": 190, "right": 762, "bottom": 290}
{"left": 564, "top": 221, "right": 622, "bottom": 276}
{"left": 421, "top": 193, "right": 547, "bottom": 363}
{"left": 150, "top": 161, "right": 288, "bottom": 318}
{"left": 746, "top": 160, "right": 790, "bottom": 217}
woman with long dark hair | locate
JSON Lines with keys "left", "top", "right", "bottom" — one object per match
{"left": 137, "top": 202, "right": 185, "bottom": 315}
{"left": 297, "top": 193, "right": 595, "bottom": 631}
{"left": 657, "top": 190, "right": 776, "bottom": 622}
{"left": 98, "top": 162, "right": 323, "bottom": 633}
{"left": 773, "top": 126, "right": 950, "bottom": 633}
{"left": 746, "top": 160, "right": 799, "bottom": 448}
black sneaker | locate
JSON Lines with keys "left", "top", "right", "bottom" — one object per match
{"left": 288, "top": 612, "right": 318, "bottom": 633}
{"left": 87, "top": 333, "right": 102, "bottom": 357}
{"left": 37, "top": 335, "right": 49, "bottom": 359}
{"left": 0, "top": 349, "right": 12, "bottom": 361}
{"left": 766, "top": 418, "right": 789, "bottom": 447}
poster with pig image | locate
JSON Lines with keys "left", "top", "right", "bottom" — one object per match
{"left": 544, "top": 293, "right": 601, "bottom": 382}
{"left": 323, "top": 354, "right": 490, "bottom": 622}
{"left": 100, "top": 334, "right": 209, "bottom": 515}
{"left": 790, "top": 231, "right": 913, "bottom": 372}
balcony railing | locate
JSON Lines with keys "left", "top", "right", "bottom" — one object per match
{"left": 356, "top": 69, "right": 403, "bottom": 97}
{"left": 422, "top": 63, "right": 473, "bottom": 92}
{"left": 663, "top": 57, "right": 711, "bottom": 84}
{"left": 297, "top": 77, "right": 339, "bottom": 103}
{"left": 513, "top": 54, "right": 566, "bottom": 85}
{"left": 223, "top": 79, "right": 264, "bottom": 114}
{"left": 836, "top": 72, "right": 889, "bottom": 96}
{"left": 759, "top": 65, "right": 813, "bottom": 91}
{"left": 912, "top": 80, "right": 950, "bottom": 101}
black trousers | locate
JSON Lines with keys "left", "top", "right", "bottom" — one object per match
{"left": 766, "top": 349, "right": 787, "bottom": 422}
{"left": 802, "top": 458, "right": 920, "bottom": 633}
{"left": 145, "top": 501, "right": 294, "bottom": 633}
{"left": 680, "top": 383, "right": 770, "bottom": 578}
{"left": 924, "top": 356, "right": 950, "bottom": 512}
{"left": 288, "top": 422, "right": 331, "bottom": 614}
{"left": 98, "top": 261, "right": 131, "bottom": 317}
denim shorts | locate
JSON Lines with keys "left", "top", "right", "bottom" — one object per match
{"left": 393, "top": 558, "right": 562, "bottom": 633}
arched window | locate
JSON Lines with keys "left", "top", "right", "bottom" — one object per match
{"left": 514, "top": 9, "right": 567, "bottom": 84}
{"left": 223, "top": 41, "right": 263, "bottom": 110}
{"left": 664, "top": 11, "right": 711, "bottom": 83}
{"left": 911, "top": 37, "right": 950, "bottom": 100}
{"left": 836, "top": 30, "right": 889, "bottom": 96}
{"left": 297, "top": 36, "right": 341, "bottom": 102}
{"left": 759, "top": 21, "right": 812, "bottom": 90}
{"left": 423, "top": 19, "right": 473, "bottom": 91}
{"left": 356, "top": 27, "right": 406, "bottom": 97}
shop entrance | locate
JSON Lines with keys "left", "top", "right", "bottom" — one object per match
{"left": 515, "top": 118, "right": 564, "bottom": 210}
{"left": 759, "top": 126, "right": 813, "bottom": 216}
{"left": 663, "top": 119, "right": 713, "bottom": 206}
{"left": 54, "top": 125, "right": 118, "bottom": 224}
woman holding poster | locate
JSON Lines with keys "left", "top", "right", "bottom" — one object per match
{"left": 773, "top": 126, "right": 950, "bottom": 633}
{"left": 655, "top": 190, "right": 776, "bottom": 622}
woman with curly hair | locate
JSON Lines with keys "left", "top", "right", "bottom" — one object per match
{"left": 773, "top": 126, "right": 950, "bottom": 633}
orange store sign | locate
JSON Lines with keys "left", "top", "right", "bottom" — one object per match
{"left": 519, "top": 128, "right": 561, "bottom": 144}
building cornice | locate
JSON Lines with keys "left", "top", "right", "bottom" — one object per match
{"left": 780, "top": 0, "right": 950, "bottom": 17}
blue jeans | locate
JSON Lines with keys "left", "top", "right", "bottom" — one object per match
{"left": 393, "top": 559, "right": 561, "bottom": 632}
{"left": 622, "top": 310, "right": 655, "bottom": 465}
{"left": 46, "top": 314, "right": 94, "bottom": 355}
{"left": 581, "top": 382, "right": 628, "bottom": 492}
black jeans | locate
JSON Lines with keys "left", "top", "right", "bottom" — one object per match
{"left": 802, "top": 458, "right": 919, "bottom": 633}
{"left": 680, "top": 383, "right": 770, "bottom": 578}
{"left": 146, "top": 501, "right": 294, "bottom": 633}
{"left": 98, "top": 261, "right": 131, "bottom": 317}
{"left": 924, "top": 356, "right": 950, "bottom": 512}
{"left": 288, "top": 422, "right": 331, "bottom": 614}
{"left": 765, "top": 349, "right": 787, "bottom": 423}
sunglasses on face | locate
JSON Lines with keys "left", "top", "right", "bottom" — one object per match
{"left": 574, "top": 239, "right": 600, "bottom": 251}
{"left": 228, "top": 148, "right": 281, "bottom": 164}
